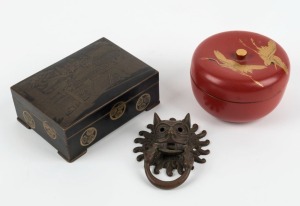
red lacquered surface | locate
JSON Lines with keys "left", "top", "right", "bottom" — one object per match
{"left": 191, "top": 80, "right": 286, "bottom": 122}
{"left": 190, "top": 31, "right": 290, "bottom": 122}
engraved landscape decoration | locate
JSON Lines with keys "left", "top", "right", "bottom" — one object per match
{"left": 202, "top": 38, "right": 288, "bottom": 87}
{"left": 14, "top": 38, "right": 152, "bottom": 128}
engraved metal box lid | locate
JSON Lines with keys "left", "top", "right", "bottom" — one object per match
{"left": 11, "top": 38, "right": 159, "bottom": 161}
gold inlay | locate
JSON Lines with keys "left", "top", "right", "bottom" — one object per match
{"left": 201, "top": 38, "right": 288, "bottom": 87}
{"left": 110, "top": 101, "right": 126, "bottom": 120}
{"left": 43, "top": 121, "right": 57, "bottom": 139}
{"left": 80, "top": 127, "right": 97, "bottom": 146}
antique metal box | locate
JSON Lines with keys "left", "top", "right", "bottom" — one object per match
{"left": 191, "top": 31, "right": 290, "bottom": 122}
{"left": 11, "top": 38, "right": 160, "bottom": 162}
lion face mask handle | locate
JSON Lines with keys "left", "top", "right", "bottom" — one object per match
{"left": 133, "top": 113, "right": 210, "bottom": 189}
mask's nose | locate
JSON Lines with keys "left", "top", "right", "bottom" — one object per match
{"left": 165, "top": 127, "right": 176, "bottom": 143}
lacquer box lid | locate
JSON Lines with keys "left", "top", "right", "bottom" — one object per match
{"left": 11, "top": 38, "right": 157, "bottom": 135}
{"left": 191, "top": 31, "right": 290, "bottom": 103}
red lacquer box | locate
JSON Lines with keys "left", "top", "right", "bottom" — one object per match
{"left": 190, "top": 31, "right": 290, "bottom": 122}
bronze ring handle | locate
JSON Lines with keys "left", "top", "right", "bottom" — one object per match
{"left": 144, "top": 162, "right": 191, "bottom": 189}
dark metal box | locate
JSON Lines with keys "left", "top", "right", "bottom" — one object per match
{"left": 11, "top": 38, "right": 159, "bottom": 162}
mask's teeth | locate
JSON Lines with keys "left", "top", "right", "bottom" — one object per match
{"left": 166, "top": 143, "right": 174, "bottom": 150}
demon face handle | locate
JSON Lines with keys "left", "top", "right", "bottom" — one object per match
{"left": 133, "top": 113, "right": 210, "bottom": 189}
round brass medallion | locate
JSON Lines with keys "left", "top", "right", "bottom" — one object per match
{"left": 22, "top": 111, "right": 35, "bottom": 129}
{"left": 136, "top": 93, "right": 151, "bottom": 111}
{"left": 80, "top": 127, "right": 97, "bottom": 146}
{"left": 43, "top": 121, "right": 57, "bottom": 139}
{"left": 110, "top": 101, "right": 126, "bottom": 120}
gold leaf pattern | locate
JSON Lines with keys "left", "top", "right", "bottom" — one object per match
{"left": 202, "top": 50, "right": 266, "bottom": 87}
{"left": 213, "top": 50, "right": 266, "bottom": 73}
{"left": 202, "top": 38, "right": 288, "bottom": 87}
{"left": 240, "top": 39, "right": 289, "bottom": 74}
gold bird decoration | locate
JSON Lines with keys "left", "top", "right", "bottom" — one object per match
{"left": 202, "top": 50, "right": 266, "bottom": 87}
{"left": 240, "top": 39, "right": 289, "bottom": 74}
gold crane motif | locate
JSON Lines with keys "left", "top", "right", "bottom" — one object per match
{"left": 202, "top": 50, "right": 266, "bottom": 87}
{"left": 239, "top": 39, "right": 289, "bottom": 74}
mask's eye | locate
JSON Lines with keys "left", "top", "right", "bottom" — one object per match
{"left": 177, "top": 127, "right": 183, "bottom": 133}
{"left": 159, "top": 127, "right": 165, "bottom": 132}
{"left": 175, "top": 124, "right": 188, "bottom": 134}
{"left": 156, "top": 124, "right": 169, "bottom": 134}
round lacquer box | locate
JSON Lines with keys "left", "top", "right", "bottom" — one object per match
{"left": 190, "top": 31, "right": 290, "bottom": 122}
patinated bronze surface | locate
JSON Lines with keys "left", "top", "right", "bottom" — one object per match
{"left": 11, "top": 37, "right": 160, "bottom": 162}
{"left": 134, "top": 113, "right": 210, "bottom": 189}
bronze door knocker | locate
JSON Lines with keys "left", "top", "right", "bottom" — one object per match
{"left": 133, "top": 113, "right": 210, "bottom": 189}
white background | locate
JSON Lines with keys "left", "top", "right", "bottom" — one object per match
{"left": 1, "top": 0, "right": 300, "bottom": 205}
